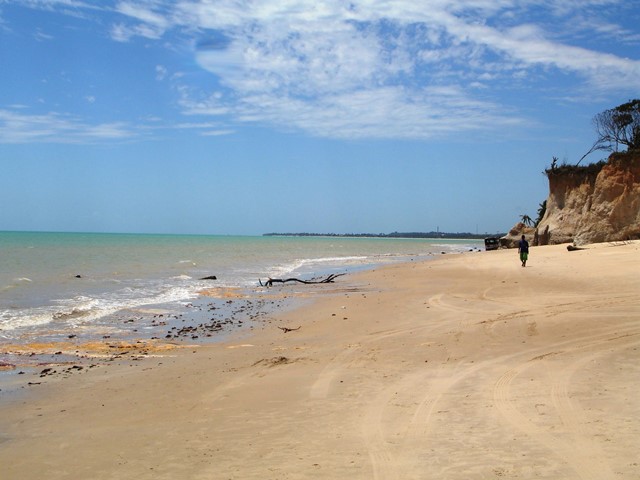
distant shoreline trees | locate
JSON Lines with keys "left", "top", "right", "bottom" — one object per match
{"left": 263, "top": 231, "right": 504, "bottom": 239}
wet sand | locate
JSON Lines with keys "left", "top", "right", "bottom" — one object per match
{"left": 1, "top": 242, "right": 639, "bottom": 479}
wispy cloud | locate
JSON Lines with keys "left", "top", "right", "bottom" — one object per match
{"left": 33, "top": 28, "right": 54, "bottom": 41}
{"left": 13, "top": 0, "right": 105, "bottom": 17}
{"left": 155, "top": 64, "right": 168, "bottom": 81}
{"left": 4, "top": 0, "right": 640, "bottom": 141}
{"left": 0, "top": 109, "right": 136, "bottom": 144}
{"left": 115, "top": 0, "right": 640, "bottom": 138}
{"left": 201, "top": 129, "right": 235, "bottom": 136}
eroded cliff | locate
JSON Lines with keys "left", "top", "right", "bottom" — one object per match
{"left": 535, "top": 152, "right": 640, "bottom": 246}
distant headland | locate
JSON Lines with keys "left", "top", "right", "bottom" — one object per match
{"left": 263, "top": 231, "right": 505, "bottom": 240}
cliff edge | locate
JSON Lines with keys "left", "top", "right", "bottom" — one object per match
{"left": 535, "top": 151, "right": 640, "bottom": 246}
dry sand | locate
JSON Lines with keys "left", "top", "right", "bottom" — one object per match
{"left": 1, "top": 242, "right": 639, "bottom": 479}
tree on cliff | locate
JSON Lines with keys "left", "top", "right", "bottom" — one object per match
{"left": 535, "top": 200, "right": 546, "bottom": 227}
{"left": 594, "top": 99, "right": 639, "bottom": 151}
{"left": 577, "top": 99, "right": 640, "bottom": 165}
{"left": 520, "top": 214, "right": 534, "bottom": 226}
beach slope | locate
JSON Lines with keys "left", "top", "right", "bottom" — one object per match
{"left": 1, "top": 242, "right": 639, "bottom": 479}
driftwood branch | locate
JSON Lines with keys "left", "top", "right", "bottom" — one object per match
{"left": 259, "top": 273, "right": 346, "bottom": 288}
{"left": 278, "top": 326, "right": 301, "bottom": 333}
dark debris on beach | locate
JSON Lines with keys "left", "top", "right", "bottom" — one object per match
{"left": 159, "top": 297, "right": 284, "bottom": 341}
{"left": 0, "top": 295, "right": 291, "bottom": 392}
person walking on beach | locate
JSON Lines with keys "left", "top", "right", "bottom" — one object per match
{"left": 518, "top": 234, "right": 529, "bottom": 267}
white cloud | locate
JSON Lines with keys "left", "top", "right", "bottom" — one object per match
{"left": 6, "top": 0, "right": 640, "bottom": 141}
{"left": 81, "top": 121, "right": 133, "bottom": 139}
{"left": 12, "top": 0, "right": 105, "bottom": 17}
{"left": 34, "top": 28, "right": 54, "bottom": 41}
{"left": 164, "top": 1, "right": 640, "bottom": 138}
{"left": 221, "top": 85, "right": 524, "bottom": 140}
{"left": 115, "top": 1, "right": 169, "bottom": 29}
{"left": 445, "top": 19, "right": 640, "bottom": 88}
{"left": 110, "top": 1, "right": 169, "bottom": 40}
{"left": 110, "top": 21, "right": 163, "bottom": 41}
{"left": 201, "top": 129, "right": 235, "bottom": 136}
{"left": 155, "top": 64, "right": 167, "bottom": 80}
{"left": 0, "top": 109, "right": 136, "bottom": 143}
{"left": 178, "top": 89, "right": 232, "bottom": 116}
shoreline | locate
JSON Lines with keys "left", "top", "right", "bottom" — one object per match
{"left": 1, "top": 242, "right": 638, "bottom": 479}
{"left": 0, "top": 233, "right": 481, "bottom": 347}
{"left": 0, "top": 244, "right": 474, "bottom": 390}
{"left": 0, "top": 283, "right": 312, "bottom": 396}
{"left": 0, "top": 258, "right": 396, "bottom": 397}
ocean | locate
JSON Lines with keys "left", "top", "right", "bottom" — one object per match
{"left": 0, "top": 231, "right": 482, "bottom": 346}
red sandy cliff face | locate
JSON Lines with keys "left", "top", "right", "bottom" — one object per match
{"left": 536, "top": 152, "right": 640, "bottom": 246}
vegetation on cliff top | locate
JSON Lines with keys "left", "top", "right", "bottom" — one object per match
{"left": 544, "top": 159, "right": 606, "bottom": 179}
{"left": 519, "top": 100, "right": 637, "bottom": 236}
{"left": 545, "top": 99, "right": 639, "bottom": 179}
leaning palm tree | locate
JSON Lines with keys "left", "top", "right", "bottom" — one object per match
{"left": 535, "top": 200, "right": 547, "bottom": 227}
{"left": 520, "top": 214, "right": 534, "bottom": 226}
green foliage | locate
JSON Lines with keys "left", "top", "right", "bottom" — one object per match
{"left": 535, "top": 200, "right": 546, "bottom": 227}
{"left": 520, "top": 214, "right": 534, "bottom": 226}
{"left": 609, "top": 149, "right": 640, "bottom": 164}
{"left": 593, "top": 99, "right": 640, "bottom": 152}
{"left": 577, "top": 99, "right": 640, "bottom": 165}
{"left": 544, "top": 160, "right": 606, "bottom": 179}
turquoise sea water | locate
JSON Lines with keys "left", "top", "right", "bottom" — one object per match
{"left": 0, "top": 231, "right": 482, "bottom": 342}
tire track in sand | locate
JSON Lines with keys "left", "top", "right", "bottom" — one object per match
{"left": 494, "top": 328, "right": 640, "bottom": 480}
{"left": 364, "top": 320, "right": 638, "bottom": 479}
{"left": 308, "top": 317, "right": 449, "bottom": 479}
{"left": 309, "top": 323, "right": 436, "bottom": 400}
{"left": 360, "top": 363, "right": 470, "bottom": 480}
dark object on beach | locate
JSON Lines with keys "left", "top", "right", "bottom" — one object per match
{"left": 278, "top": 326, "right": 301, "bottom": 333}
{"left": 484, "top": 237, "right": 500, "bottom": 251}
{"left": 567, "top": 245, "right": 586, "bottom": 251}
{"left": 75, "top": 274, "right": 82, "bottom": 278}
{"left": 253, "top": 356, "right": 291, "bottom": 367}
{"left": 200, "top": 275, "right": 217, "bottom": 280}
{"left": 260, "top": 273, "right": 345, "bottom": 287}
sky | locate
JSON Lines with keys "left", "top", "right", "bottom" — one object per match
{"left": 1, "top": 1, "right": 639, "bottom": 236}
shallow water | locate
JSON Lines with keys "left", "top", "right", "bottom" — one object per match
{"left": 0, "top": 232, "right": 482, "bottom": 343}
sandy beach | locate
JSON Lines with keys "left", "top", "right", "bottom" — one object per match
{"left": 1, "top": 242, "right": 638, "bottom": 479}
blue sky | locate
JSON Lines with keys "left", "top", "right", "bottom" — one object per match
{"left": 1, "top": 1, "right": 638, "bottom": 235}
